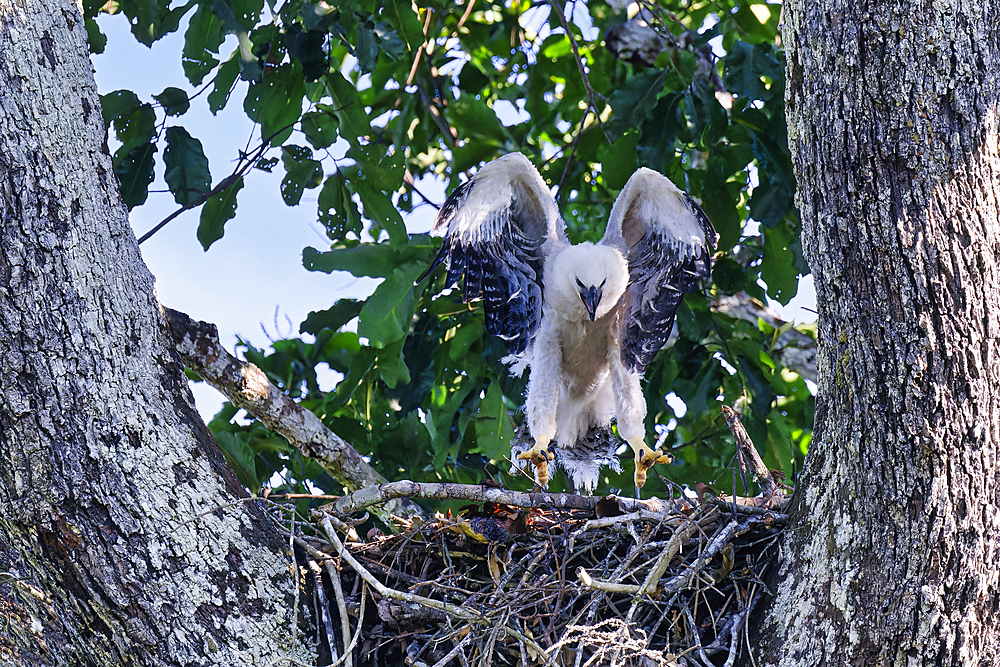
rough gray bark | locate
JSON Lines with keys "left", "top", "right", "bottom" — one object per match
{"left": 761, "top": 0, "right": 1000, "bottom": 664}
{"left": 0, "top": 2, "right": 315, "bottom": 664}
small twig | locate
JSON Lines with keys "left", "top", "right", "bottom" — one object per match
{"left": 136, "top": 173, "right": 239, "bottom": 244}
{"left": 576, "top": 567, "right": 641, "bottom": 595}
{"left": 723, "top": 595, "right": 748, "bottom": 667}
{"left": 683, "top": 606, "right": 712, "bottom": 667}
{"left": 318, "top": 517, "right": 547, "bottom": 657}
{"left": 721, "top": 406, "right": 779, "bottom": 505}
{"left": 635, "top": 515, "right": 702, "bottom": 596}
{"left": 326, "top": 581, "right": 366, "bottom": 667}
{"left": 661, "top": 520, "right": 740, "bottom": 600}
{"left": 325, "top": 559, "right": 353, "bottom": 667}
{"left": 429, "top": 629, "right": 473, "bottom": 667}
{"left": 547, "top": 0, "right": 608, "bottom": 144}
{"left": 711, "top": 498, "right": 789, "bottom": 520}
{"left": 308, "top": 560, "right": 338, "bottom": 661}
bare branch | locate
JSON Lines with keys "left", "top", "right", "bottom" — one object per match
{"left": 161, "top": 307, "right": 423, "bottom": 521}
{"left": 325, "top": 480, "right": 668, "bottom": 518}
{"left": 720, "top": 405, "right": 779, "bottom": 506}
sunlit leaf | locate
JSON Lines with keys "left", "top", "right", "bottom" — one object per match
{"left": 198, "top": 175, "right": 244, "bottom": 249}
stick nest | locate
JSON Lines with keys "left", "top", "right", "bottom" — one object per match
{"left": 302, "top": 492, "right": 785, "bottom": 667}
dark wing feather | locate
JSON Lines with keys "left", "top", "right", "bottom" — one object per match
{"left": 620, "top": 238, "right": 712, "bottom": 372}
{"left": 601, "top": 168, "right": 717, "bottom": 373}
{"left": 420, "top": 153, "right": 565, "bottom": 354}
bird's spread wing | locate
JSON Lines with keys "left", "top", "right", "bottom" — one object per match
{"left": 421, "top": 153, "right": 567, "bottom": 354}
{"left": 601, "top": 168, "right": 718, "bottom": 372}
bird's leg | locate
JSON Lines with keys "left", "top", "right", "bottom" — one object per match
{"left": 517, "top": 434, "right": 554, "bottom": 487}
{"left": 627, "top": 437, "right": 673, "bottom": 489}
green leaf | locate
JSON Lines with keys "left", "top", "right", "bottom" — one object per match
{"left": 452, "top": 140, "right": 499, "bottom": 174}
{"left": 279, "top": 145, "right": 323, "bottom": 206}
{"left": 346, "top": 144, "right": 404, "bottom": 192}
{"left": 458, "top": 62, "right": 489, "bottom": 94}
{"left": 301, "top": 106, "right": 339, "bottom": 149}
{"left": 118, "top": 0, "right": 192, "bottom": 46}
{"left": 214, "top": 431, "right": 262, "bottom": 492}
{"left": 330, "top": 345, "right": 376, "bottom": 407}
{"left": 601, "top": 131, "right": 639, "bottom": 190}
{"left": 222, "top": 0, "right": 265, "bottom": 32}
{"left": 163, "top": 126, "right": 212, "bottom": 206}
{"left": 208, "top": 53, "right": 241, "bottom": 114}
{"left": 316, "top": 173, "right": 363, "bottom": 240}
{"left": 256, "top": 156, "right": 279, "bottom": 172}
{"left": 760, "top": 222, "right": 799, "bottom": 304}
{"left": 115, "top": 141, "right": 157, "bottom": 210}
{"left": 357, "top": 263, "right": 426, "bottom": 347}
{"left": 749, "top": 176, "right": 793, "bottom": 228}
{"left": 353, "top": 178, "right": 407, "bottom": 245}
{"left": 384, "top": 0, "right": 424, "bottom": 52}
{"left": 155, "top": 87, "right": 191, "bottom": 116}
{"left": 303, "top": 241, "right": 427, "bottom": 278}
{"left": 723, "top": 41, "right": 782, "bottom": 102}
{"left": 198, "top": 175, "right": 244, "bottom": 249}
{"left": 100, "top": 89, "right": 142, "bottom": 128}
{"left": 300, "top": 299, "right": 365, "bottom": 334}
{"left": 712, "top": 256, "right": 748, "bottom": 294}
{"left": 373, "top": 21, "right": 407, "bottom": 61}
{"left": 699, "top": 181, "right": 744, "bottom": 251}
{"left": 737, "top": 356, "right": 776, "bottom": 417}
{"left": 451, "top": 95, "right": 507, "bottom": 143}
{"left": 244, "top": 63, "right": 306, "bottom": 145}
{"left": 102, "top": 92, "right": 157, "bottom": 161}
{"left": 473, "top": 382, "right": 515, "bottom": 463}
{"left": 608, "top": 69, "right": 666, "bottom": 138}
{"left": 733, "top": 3, "right": 777, "bottom": 44}
{"left": 376, "top": 339, "right": 410, "bottom": 388}
{"left": 383, "top": 312, "right": 441, "bottom": 414}
{"left": 85, "top": 16, "right": 107, "bottom": 54}
{"left": 182, "top": 4, "right": 224, "bottom": 86}
{"left": 325, "top": 70, "right": 370, "bottom": 147}
{"left": 114, "top": 105, "right": 157, "bottom": 159}
{"left": 284, "top": 23, "right": 328, "bottom": 81}
{"left": 356, "top": 26, "right": 380, "bottom": 72}
{"left": 237, "top": 32, "right": 262, "bottom": 82}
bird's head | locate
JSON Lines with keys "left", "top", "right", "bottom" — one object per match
{"left": 548, "top": 243, "right": 629, "bottom": 322}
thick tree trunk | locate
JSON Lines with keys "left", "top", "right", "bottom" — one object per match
{"left": 762, "top": 0, "right": 1000, "bottom": 664}
{"left": 0, "top": 2, "right": 315, "bottom": 664}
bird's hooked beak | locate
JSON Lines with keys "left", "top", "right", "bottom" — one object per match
{"left": 579, "top": 284, "right": 603, "bottom": 321}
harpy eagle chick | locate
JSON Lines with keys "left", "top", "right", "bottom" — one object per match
{"left": 421, "top": 153, "right": 717, "bottom": 490}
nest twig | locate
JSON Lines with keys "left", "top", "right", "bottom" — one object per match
{"left": 291, "top": 482, "right": 786, "bottom": 667}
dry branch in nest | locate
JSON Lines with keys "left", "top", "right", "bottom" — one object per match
{"left": 293, "top": 480, "right": 787, "bottom": 667}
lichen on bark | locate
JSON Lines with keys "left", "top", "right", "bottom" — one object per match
{"left": 0, "top": 2, "right": 315, "bottom": 664}
{"left": 761, "top": 0, "right": 1000, "bottom": 663}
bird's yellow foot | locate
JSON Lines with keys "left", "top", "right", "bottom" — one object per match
{"left": 518, "top": 440, "right": 555, "bottom": 487}
{"left": 631, "top": 442, "right": 673, "bottom": 489}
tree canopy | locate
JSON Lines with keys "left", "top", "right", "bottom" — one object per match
{"left": 90, "top": 0, "right": 813, "bottom": 504}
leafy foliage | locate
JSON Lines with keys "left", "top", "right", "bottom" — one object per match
{"left": 93, "top": 0, "right": 812, "bottom": 502}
